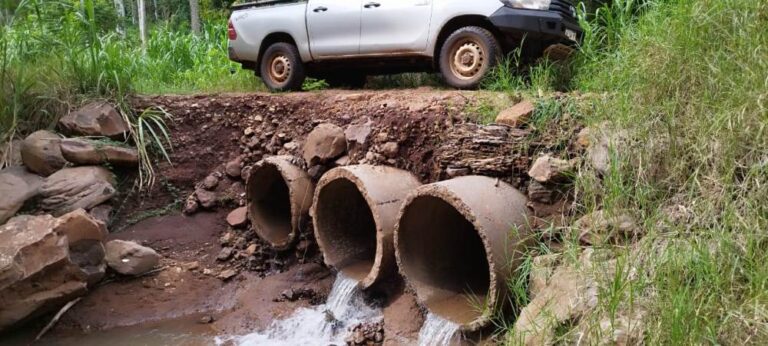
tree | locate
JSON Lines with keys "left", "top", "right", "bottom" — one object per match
{"left": 189, "top": 0, "right": 200, "bottom": 35}
{"left": 137, "top": 0, "right": 146, "bottom": 47}
{"left": 113, "top": 0, "right": 125, "bottom": 35}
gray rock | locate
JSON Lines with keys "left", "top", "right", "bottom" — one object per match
{"left": 58, "top": 102, "right": 129, "bottom": 139}
{"left": 195, "top": 188, "right": 217, "bottom": 209}
{"left": 575, "top": 210, "right": 639, "bottom": 245}
{"left": 60, "top": 138, "right": 138, "bottom": 166}
{"left": 303, "top": 123, "right": 346, "bottom": 165}
{"left": 0, "top": 166, "right": 43, "bottom": 224}
{"left": 380, "top": 142, "right": 399, "bottom": 159}
{"left": 40, "top": 166, "right": 116, "bottom": 216}
{"left": 20, "top": 130, "right": 67, "bottom": 176}
{"left": 344, "top": 118, "right": 373, "bottom": 148}
{"left": 201, "top": 174, "right": 219, "bottom": 190}
{"left": 104, "top": 240, "right": 160, "bottom": 275}
{"left": 225, "top": 157, "right": 242, "bottom": 179}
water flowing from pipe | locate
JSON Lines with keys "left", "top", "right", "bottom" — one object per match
{"left": 418, "top": 313, "right": 460, "bottom": 346}
{"left": 219, "top": 273, "right": 380, "bottom": 346}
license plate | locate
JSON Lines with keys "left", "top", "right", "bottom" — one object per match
{"left": 565, "top": 29, "right": 577, "bottom": 42}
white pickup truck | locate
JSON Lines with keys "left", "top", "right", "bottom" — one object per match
{"left": 227, "top": 0, "right": 581, "bottom": 91}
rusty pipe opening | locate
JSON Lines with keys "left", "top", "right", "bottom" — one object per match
{"left": 312, "top": 165, "right": 420, "bottom": 288}
{"left": 247, "top": 156, "right": 314, "bottom": 250}
{"left": 395, "top": 176, "right": 531, "bottom": 331}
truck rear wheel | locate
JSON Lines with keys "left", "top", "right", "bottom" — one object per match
{"left": 438, "top": 26, "right": 500, "bottom": 89}
{"left": 260, "top": 42, "right": 306, "bottom": 92}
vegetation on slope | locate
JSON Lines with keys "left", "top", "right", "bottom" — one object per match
{"left": 498, "top": 0, "right": 767, "bottom": 343}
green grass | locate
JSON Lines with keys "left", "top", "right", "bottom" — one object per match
{"left": 495, "top": 0, "right": 768, "bottom": 344}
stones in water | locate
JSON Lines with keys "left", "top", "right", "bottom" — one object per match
{"left": 222, "top": 273, "right": 381, "bottom": 346}
{"left": 418, "top": 313, "right": 460, "bottom": 346}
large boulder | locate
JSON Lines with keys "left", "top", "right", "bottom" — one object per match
{"left": 40, "top": 166, "right": 116, "bottom": 216}
{"left": 0, "top": 215, "right": 90, "bottom": 331}
{"left": 0, "top": 166, "right": 43, "bottom": 224}
{"left": 105, "top": 240, "right": 160, "bottom": 276}
{"left": 20, "top": 130, "right": 67, "bottom": 176}
{"left": 60, "top": 138, "right": 138, "bottom": 166}
{"left": 303, "top": 123, "right": 346, "bottom": 166}
{"left": 58, "top": 102, "right": 129, "bottom": 139}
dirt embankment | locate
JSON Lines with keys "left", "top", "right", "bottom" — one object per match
{"left": 12, "top": 89, "right": 583, "bottom": 345}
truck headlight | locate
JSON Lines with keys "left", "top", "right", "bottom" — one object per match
{"left": 500, "top": 0, "right": 552, "bottom": 10}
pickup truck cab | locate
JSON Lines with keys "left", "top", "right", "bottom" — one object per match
{"left": 228, "top": 0, "right": 581, "bottom": 91}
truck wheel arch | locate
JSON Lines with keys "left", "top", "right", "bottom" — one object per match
{"left": 433, "top": 15, "right": 504, "bottom": 67}
{"left": 256, "top": 32, "right": 298, "bottom": 76}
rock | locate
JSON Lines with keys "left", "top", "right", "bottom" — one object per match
{"left": 585, "top": 123, "right": 628, "bottom": 175}
{"left": 217, "top": 247, "right": 234, "bottom": 261}
{"left": 218, "top": 269, "right": 237, "bottom": 281}
{"left": 303, "top": 123, "right": 346, "bottom": 165}
{"left": 89, "top": 204, "right": 113, "bottom": 225}
{"left": 495, "top": 100, "right": 534, "bottom": 127}
{"left": 307, "top": 165, "right": 326, "bottom": 180}
{"left": 380, "top": 142, "right": 399, "bottom": 159}
{"left": 345, "top": 119, "right": 373, "bottom": 148}
{"left": 68, "top": 239, "right": 107, "bottom": 286}
{"left": 513, "top": 249, "right": 610, "bottom": 345}
{"left": 20, "top": 130, "right": 67, "bottom": 176}
{"left": 195, "top": 188, "right": 217, "bottom": 209}
{"left": 225, "top": 157, "right": 242, "bottom": 178}
{"left": 527, "top": 180, "right": 558, "bottom": 204}
{"left": 528, "top": 154, "right": 573, "bottom": 183}
{"left": 59, "top": 138, "right": 138, "bottom": 166}
{"left": 245, "top": 244, "right": 258, "bottom": 256}
{"left": 182, "top": 261, "right": 199, "bottom": 271}
{"left": 445, "top": 166, "right": 470, "bottom": 178}
{"left": 283, "top": 141, "right": 300, "bottom": 151}
{"left": 54, "top": 209, "right": 107, "bottom": 244}
{"left": 183, "top": 194, "right": 200, "bottom": 215}
{"left": 219, "top": 232, "right": 234, "bottom": 246}
{"left": 529, "top": 254, "right": 561, "bottom": 299}
{"left": 226, "top": 207, "right": 248, "bottom": 228}
{"left": 40, "top": 166, "right": 117, "bottom": 216}
{"left": 574, "top": 127, "right": 591, "bottom": 151}
{"left": 575, "top": 210, "right": 639, "bottom": 245}
{"left": 104, "top": 240, "right": 161, "bottom": 276}
{"left": 334, "top": 155, "right": 351, "bottom": 166}
{"left": 0, "top": 139, "right": 23, "bottom": 167}
{"left": 198, "top": 315, "right": 214, "bottom": 324}
{"left": 0, "top": 214, "right": 90, "bottom": 331}
{"left": 0, "top": 166, "right": 43, "bottom": 224}
{"left": 58, "top": 102, "right": 129, "bottom": 139}
{"left": 202, "top": 174, "right": 219, "bottom": 190}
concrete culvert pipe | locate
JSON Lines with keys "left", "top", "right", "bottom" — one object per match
{"left": 246, "top": 156, "right": 315, "bottom": 250}
{"left": 312, "top": 165, "right": 421, "bottom": 289}
{"left": 394, "top": 176, "right": 531, "bottom": 331}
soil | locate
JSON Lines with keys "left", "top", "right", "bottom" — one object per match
{"left": 3, "top": 88, "right": 582, "bottom": 345}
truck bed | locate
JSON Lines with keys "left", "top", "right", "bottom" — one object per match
{"left": 231, "top": 0, "right": 304, "bottom": 11}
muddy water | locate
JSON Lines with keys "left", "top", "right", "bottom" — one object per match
{"left": 219, "top": 273, "right": 381, "bottom": 346}
{"left": 418, "top": 313, "right": 461, "bottom": 346}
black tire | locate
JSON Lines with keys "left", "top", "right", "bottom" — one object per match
{"left": 324, "top": 73, "right": 367, "bottom": 89}
{"left": 259, "top": 42, "right": 306, "bottom": 92}
{"left": 438, "top": 26, "right": 501, "bottom": 89}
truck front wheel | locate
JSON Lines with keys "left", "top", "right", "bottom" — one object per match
{"left": 438, "top": 26, "right": 500, "bottom": 89}
{"left": 259, "top": 42, "right": 306, "bottom": 92}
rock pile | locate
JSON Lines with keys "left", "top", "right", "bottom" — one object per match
{"left": 345, "top": 321, "right": 385, "bottom": 346}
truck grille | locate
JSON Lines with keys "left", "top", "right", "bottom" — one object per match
{"left": 549, "top": 0, "right": 576, "bottom": 19}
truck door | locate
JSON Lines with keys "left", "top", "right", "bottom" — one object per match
{"left": 359, "top": 0, "right": 433, "bottom": 55}
{"left": 307, "top": 0, "right": 363, "bottom": 58}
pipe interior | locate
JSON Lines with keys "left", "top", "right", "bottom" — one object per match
{"left": 248, "top": 164, "right": 292, "bottom": 246}
{"left": 398, "top": 195, "right": 490, "bottom": 325}
{"left": 315, "top": 178, "right": 377, "bottom": 282}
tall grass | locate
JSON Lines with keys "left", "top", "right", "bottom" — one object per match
{"left": 500, "top": 0, "right": 768, "bottom": 344}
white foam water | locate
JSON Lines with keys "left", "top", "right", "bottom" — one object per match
{"left": 418, "top": 313, "right": 461, "bottom": 346}
{"left": 218, "top": 273, "right": 381, "bottom": 346}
